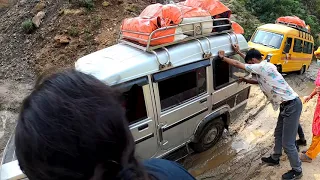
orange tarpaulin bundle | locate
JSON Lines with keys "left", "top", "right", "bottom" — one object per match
{"left": 232, "top": 22, "right": 244, "bottom": 34}
{"left": 276, "top": 16, "right": 306, "bottom": 28}
{"left": 140, "top": 3, "right": 210, "bottom": 24}
{"left": 121, "top": 0, "right": 243, "bottom": 46}
{"left": 183, "top": 0, "right": 231, "bottom": 18}
{"left": 178, "top": 4, "right": 211, "bottom": 18}
{"left": 140, "top": 3, "right": 182, "bottom": 25}
{"left": 121, "top": 17, "right": 185, "bottom": 46}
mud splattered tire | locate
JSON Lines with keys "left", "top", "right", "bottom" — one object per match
{"left": 299, "top": 65, "right": 306, "bottom": 75}
{"left": 192, "top": 119, "right": 224, "bottom": 153}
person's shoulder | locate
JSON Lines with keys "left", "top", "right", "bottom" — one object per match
{"left": 143, "top": 159, "right": 196, "bottom": 180}
{"left": 143, "top": 159, "right": 183, "bottom": 169}
{"left": 143, "top": 158, "right": 172, "bottom": 165}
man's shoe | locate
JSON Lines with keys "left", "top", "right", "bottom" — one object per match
{"left": 300, "top": 153, "right": 312, "bottom": 163}
{"left": 296, "top": 139, "right": 307, "bottom": 146}
{"left": 261, "top": 156, "right": 280, "bottom": 166}
{"left": 282, "top": 169, "right": 302, "bottom": 180}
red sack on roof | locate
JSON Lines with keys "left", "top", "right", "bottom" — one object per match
{"left": 276, "top": 16, "right": 306, "bottom": 28}
{"left": 232, "top": 22, "right": 244, "bottom": 34}
{"left": 184, "top": 0, "right": 231, "bottom": 18}
{"left": 140, "top": 3, "right": 182, "bottom": 25}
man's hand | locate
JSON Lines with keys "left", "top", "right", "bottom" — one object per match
{"left": 238, "top": 77, "right": 246, "bottom": 83}
{"left": 232, "top": 44, "right": 240, "bottom": 53}
{"left": 218, "top": 50, "right": 225, "bottom": 60}
{"left": 303, "top": 95, "right": 312, "bottom": 104}
{"left": 316, "top": 86, "right": 320, "bottom": 94}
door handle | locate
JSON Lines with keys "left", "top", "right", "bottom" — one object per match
{"left": 199, "top": 98, "right": 207, "bottom": 104}
{"left": 138, "top": 124, "right": 148, "bottom": 131}
{"left": 158, "top": 123, "right": 168, "bottom": 146}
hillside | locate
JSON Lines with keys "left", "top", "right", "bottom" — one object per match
{"left": 0, "top": 0, "right": 149, "bottom": 82}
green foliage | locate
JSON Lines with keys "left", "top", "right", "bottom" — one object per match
{"left": 69, "top": 0, "right": 94, "bottom": 10}
{"left": 68, "top": 27, "right": 79, "bottom": 37}
{"left": 92, "top": 16, "right": 102, "bottom": 28}
{"left": 21, "top": 19, "right": 35, "bottom": 34}
{"left": 240, "top": 0, "right": 320, "bottom": 46}
{"left": 230, "top": 0, "right": 262, "bottom": 40}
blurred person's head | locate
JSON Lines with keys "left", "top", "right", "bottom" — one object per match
{"left": 15, "top": 69, "right": 150, "bottom": 180}
{"left": 245, "top": 48, "right": 262, "bottom": 64}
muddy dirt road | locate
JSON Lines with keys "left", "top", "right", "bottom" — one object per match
{"left": 0, "top": 80, "right": 32, "bottom": 160}
{"left": 0, "top": 65, "right": 320, "bottom": 179}
{"left": 182, "top": 65, "right": 320, "bottom": 180}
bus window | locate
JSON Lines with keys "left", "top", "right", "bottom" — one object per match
{"left": 284, "top": 38, "right": 292, "bottom": 53}
{"left": 303, "top": 41, "right": 309, "bottom": 54}
{"left": 308, "top": 43, "right": 313, "bottom": 54}
{"left": 293, "top": 39, "right": 303, "bottom": 52}
{"left": 251, "top": 30, "right": 283, "bottom": 49}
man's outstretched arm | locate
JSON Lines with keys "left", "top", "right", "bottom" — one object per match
{"left": 233, "top": 44, "right": 246, "bottom": 59}
{"left": 218, "top": 50, "right": 246, "bottom": 70}
{"left": 239, "top": 77, "right": 259, "bottom": 85}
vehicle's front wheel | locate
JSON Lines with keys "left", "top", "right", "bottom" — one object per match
{"left": 276, "top": 65, "right": 282, "bottom": 73}
{"left": 192, "top": 119, "right": 224, "bottom": 153}
{"left": 299, "top": 65, "right": 306, "bottom": 75}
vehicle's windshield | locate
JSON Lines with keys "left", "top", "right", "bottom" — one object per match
{"left": 252, "top": 30, "right": 284, "bottom": 49}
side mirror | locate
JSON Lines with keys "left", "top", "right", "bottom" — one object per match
{"left": 265, "top": 54, "right": 273, "bottom": 62}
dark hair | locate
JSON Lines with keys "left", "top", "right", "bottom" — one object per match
{"left": 244, "top": 48, "right": 262, "bottom": 63}
{"left": 15, "top": 69, "right": 150, "bottom": 180}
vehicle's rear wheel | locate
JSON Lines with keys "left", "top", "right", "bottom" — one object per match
{"left": 192, "top": 119, "right": 224, "bottom": 153}
{"left": 276, "top": 65, "right": 282, "bottom": 73}
{"left": 299, "top": 65, "right": 306, "bottom": 75}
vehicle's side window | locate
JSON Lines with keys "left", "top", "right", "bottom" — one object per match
{"left": 303, "top": 41, "right": 309, "bottom": 54}
{"left": 284, "top": 38, "right": 292, "bottom": 53}
{"left": 308, "top": 42, "right": 314, "bottom": 54}
{"left": 158, "top": 67, "right": 207, "bottom": 111}
{"left": 117, "top": 80, "right": 148, "bottom": 124}
{"left": 293, "top": 39, "right": 303, "bottom": 52}
{"left": 213, "top": 54, "right": 249, "bottom": 90}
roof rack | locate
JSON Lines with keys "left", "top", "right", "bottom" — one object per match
{"left": 276, "top": 21, "right": 310, "bottom": 33}
{"left": 118, "top": 18, "right": 234, "bottom": 52}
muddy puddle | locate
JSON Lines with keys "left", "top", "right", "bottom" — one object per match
{"left": 182, "top": 72, "right": 318, "bottom": 180}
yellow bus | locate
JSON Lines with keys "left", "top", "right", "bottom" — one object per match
{"left": 248, "top": 23, "right": 314, "bottom": 74}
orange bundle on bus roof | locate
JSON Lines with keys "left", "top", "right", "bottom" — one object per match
{"left": 276, "top": 16, "right": 306, "bottom": 28}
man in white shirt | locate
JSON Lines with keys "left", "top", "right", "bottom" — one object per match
{"left": 218, "top": 45, "right": 302, "bottom": 180}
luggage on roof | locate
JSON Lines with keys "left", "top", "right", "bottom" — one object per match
{"left": 119, "top": 0, "right": 242, "bottom": 51}
{"left": 232, "top": 22, "right": 244, "bottom": 34}
{"left": 140, "top": 4, "right": 183, "bottom": 25}
{"left": 276, "top": 16, "right": 309, "bottom": 32}
{"left": 121, "top": 17, "right": 186, "bottom": 46}
{"left": 183, "top": 0, "right": 231, "bottom": 18}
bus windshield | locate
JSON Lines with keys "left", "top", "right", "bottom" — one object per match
{"left": 252, "top": 30, "right": 284, "bottom": 49}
